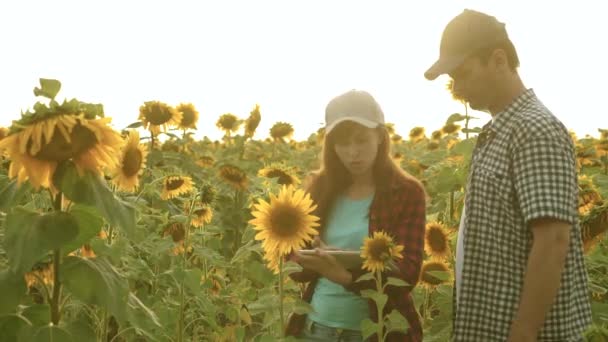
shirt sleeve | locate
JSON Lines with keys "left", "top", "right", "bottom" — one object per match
{"left": 512, "top": 134, "right": 578, "bottom": 226}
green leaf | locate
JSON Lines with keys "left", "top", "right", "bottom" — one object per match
{"left": 446, "top": 113, "right": 467, "bottom": 125}
{"left": 54, "top": 161, "right": 136, "bottom": 237}
{"left": 33, "top": 78, "right": 61, "bottom": 100}
{"left": 384, "top": 309, "right": 409, "bottom": 334}
{"left": 60, "top": 256, "right": 129, "bottom": 322}
{"left": 428, "top": 270, "right": 451, "bottom": 282}
{"left": 125, "top": 121, "right": 143, "bottom": 129}
{"left": 30, "top": 325, "right": 74, "bottom": 342}
{"left": 0, "top": 178, "right": 31, "bottom": 212}
{"left": 21, "top": 304, "right": 50, "bottom": 326}
{"left": 38, "top": 212, "right": 80, "bottom": 250}
{"left": 2, "top": 207, "right": 41, "bottom": 270}
{"left": 231, "top": 240, "right": 261, "bottom": 264}
{"left": 282, "top": 260, "right": 303, "bottom": 276}
{"left": 61, "top": 205, "right": 104, "bottom": 255}
{"left": 360, "top": 318, "right": 378, "bottom": 340}
{"left": 461, "top": 127, "right": 482, "bottom": 134}
{"left": 291, "top": 299, "right": 314, "bottom": 315}
{"left": 355, "top": 272, "right": 375, "bottom": 283}
{"left": 385, "top": 277, "right": 409, "bottom": 288}
{"left": 0, "top": 270, "right": 27, "bottom": 315}
{"left": 0, "top": 315, "right": 30, "bottom": 342}
{"left": 184, "top": 268, "right": 203, "bottom": 293}
{"left": 126, "top": 293, "right": 162, "bottom": 341}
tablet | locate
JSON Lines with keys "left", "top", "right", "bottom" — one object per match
{"left": 297, "top": 249, "right": 363, "bottom": 269}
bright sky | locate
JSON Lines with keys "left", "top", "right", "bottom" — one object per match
{"left": 1, "top": 0, "right": 606, "bottom": 141}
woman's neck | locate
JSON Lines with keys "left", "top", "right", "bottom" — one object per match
{"left": 345, "top": 173, "right": 375, "bottom": 199}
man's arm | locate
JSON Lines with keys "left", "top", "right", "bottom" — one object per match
{"left": 507, "top": 218, "right": 571, "bottom": 342}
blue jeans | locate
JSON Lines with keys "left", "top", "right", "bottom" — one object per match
{"left": 297, "top": 318, "right": 366, "bottom": 342}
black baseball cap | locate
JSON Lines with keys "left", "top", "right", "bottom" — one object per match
{"left": 425, "top": 9, "right": 510, "bottom": 81}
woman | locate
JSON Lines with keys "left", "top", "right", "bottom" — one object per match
{"left": 286, "top": 89, "right": 426, "bottom": 341}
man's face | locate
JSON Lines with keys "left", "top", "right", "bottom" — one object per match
{"left": 448, "top": 56, "right": 498, "bottom": 111}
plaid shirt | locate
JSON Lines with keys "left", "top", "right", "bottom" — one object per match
{"left": 287, "top": 177, "right": 426, "bottom": 342}
{"left": 454, "top": 89, "right": 592, "bottom": 341}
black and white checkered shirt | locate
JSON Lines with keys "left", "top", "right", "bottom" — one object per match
{"left": 454, "top": 89, "right": 592, "bottom": 341}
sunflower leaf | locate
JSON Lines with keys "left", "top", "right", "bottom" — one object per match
{"left": 360, "top": 318, "right": 378, "bottom": 340}
{"left": 0, "top": 315, "right": 30, "bottom": 341}
{"left": 60, "top": 256, "right": 129, "bottom": 323}
{"left": 0, "top": 177, "right": 31, "bottom": 212}
{"left": 33, "top": 78, "right": 61, "bottom": 100}
{"left": 355, "top": 272, "right": 375, "bottom": 283}
{"left": 0, "top": 270, "right": 27, "bottom": 315}
{"left": 384, "top": 309, "right": 409, "bottom": 334}
{"left": 385, "top": 277, "right": 409, "bottom": 288}
{"left": 29, "top": 325, "right": 75, "bottom": 342}
{"left": 21, "top": 304, "right": 51, "bottom": 327}
{"left": 446, "top": 113, "right": 467, "bottom": 125}
{"left": 61, "top": 205, "right": 104, "bottom": 256}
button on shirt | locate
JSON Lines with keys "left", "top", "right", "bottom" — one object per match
{"left": 453, "top": 89, "right": 592, "bottom": 341}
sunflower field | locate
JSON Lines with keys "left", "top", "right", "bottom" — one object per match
{"left": 0, "top": 79, "right": 606, "bottom": 341}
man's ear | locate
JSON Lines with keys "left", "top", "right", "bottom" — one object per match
{"left": 492, "top": 48, "right": 508, "bottom": 71}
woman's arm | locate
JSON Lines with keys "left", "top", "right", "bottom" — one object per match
{"left": 342, "top": 183, "right": 426, "bottom": 297}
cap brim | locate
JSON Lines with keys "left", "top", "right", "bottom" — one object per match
{"left": 325, "top": 117, "right": 380, "bottom": 135}
{"left": 424, "top": 55, "right": 467, "bottom": 81}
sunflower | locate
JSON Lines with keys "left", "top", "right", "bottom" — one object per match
{"left": 361, "top": 231, "right": 404, "bottom": 273}
{"left": 218, "top": 164, "right": 248, "bottom": 191}
{"left": 431, "top": 130, "right": 443, "bottom": 141}
{"left": 111, "top": 130, "right": 148, "bottom": 192}
{"left": 0, "top": 113, "right": 124, "bottom": 190}
{"left": 385, "top": 123, "right": 396, "bottom": 136}
{"left": 409, "top": 127, "right": 425, "bottom": 142}
{"left": 427, "top": 141, "right": 440, "bottom": 151}
{"left": 581, "top": 202, "right": 608, "bottom": 253}
{"left": 163, "top": 222, "right": 186, "bottom": 242}
{"left": 199, "top": 183, "right": 217, "bottom": 205}
{"left": 80, "top": 244, "right": 96, "bottom": 258}
{"left": 597, "top": 139, "right": 608, "bottom": 153}
{"left": 316, "top": 127, "right": 326, "bottom": 145}
{"left": 578, "top": 175, "right": 603, "bottom": 216}
{"left": 176, "top": 103, "right": 199, "bottom": 130}
{"left": 258, "top": 163, "right": 300, "bottom": 186}
{"left": 441, "top": 123, "right": 461, "bottom": 135}
{"left": 191, "top": 205, "right": 213, "bottom": 227}
{"left": 196, "top": 155, "right": 215, "bottom": 168}
{"left": 270, "top": 122, "right": 294, "bottom": 142}
{"left": 24, "top": 263, "right": 54, "bottom": 289}
{"left": 424, "top": 222, "right": 451, "bottom": 260}
{"left": 216, "top": 113, "right": 242, "bottom": 136}
{"left": 161, "top": 175, "right": 194, "bottom": 200}
{"left": 391, "top": 134, "right": 403, "bottom": 144}
{"left": 249, "top": 185, "right": 320, "bottom": 260}
{"left": 245, "top": 104, "right": 261, "bottom": 138}
{"left": 139, "top": 101, "right": 182, "bottom": 135}
{"left": 419, "top": 261, "right": 452, "bottom": 289}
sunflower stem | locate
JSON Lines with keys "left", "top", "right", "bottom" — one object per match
{"left": 375, "top": 269, "right": 384, "bottom": 341}
{"left": 449, "top": 191, "right": 455, "bottom": 224}
{"left": 50, "top": 192, "right": 63, "bottom": 326}
{"left": 150, "top": 132, "right": 156, "bottom": 149}
{"left": 464, "top": 102, "right": 470, "bottom": 140}
{"left": 278, "top": 256, "right": 285, "bottom": 338}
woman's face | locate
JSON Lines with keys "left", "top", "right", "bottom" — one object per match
{"left": 332, "top": 124, "right": 381, "bottom": 177}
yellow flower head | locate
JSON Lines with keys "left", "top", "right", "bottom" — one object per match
{"left": 420, "top": 261, "right": 452, "bottom": 289}
{"left": 258, "top": 162, "right": 300, "bottom": 186}
{"left": 111, "top": 130, "right": 148, "bottom": 192}
{"left": 441, "top": 123, "right": 461, "bottom": 135}
{"left": 578, "top": 175, "right": 603, "bottom": 216}
{"left": 446, "top": 79, "right": 466, "bottom": 103}
{"left": 176, "top": 103, "right": 199, "bottom": 130}
{"left": 245, "top": 104, "right": 262, "bottom": 138}
{"left": 218, "top": 164, "right": 248, "bottom": 191}
{"left": 0, "top": 112, "right": 124, "bottom": 190}
{"left": 139, "top": 101, "right": 182, "bottom": 135}
{"left": 0, "top": 127, "right": 8, "bottom": 141}
{"left": 161, "top": 175, "right": 194, "bottom": 200}
{"left": 424, "top": 221, "right": 451, "bottom": 260}
{"left": 391, "top": 134, "right": 403, "bottom": 144}
{"left": 196, "top": 155, "right": 215, "bottom": 168}
{"left": 216, "top": 113, "right": 242, "bottom": 135}
{"left": 431, "top": 130, "right": 443, "bottom": 141}
{"left": 249, "top": 185, "right": 320, "bottom": 257}
{"left": 191, "top": 205, "right": 213, "bottom": 228}
{"left": 427, "top": 141, "right": 440, "bottom": 151}
{"left": 270, "top": 122, "right": 294, "bottom": 142}
{"left": 409, "top": 127, "right": 425, "bottom": 142}
{"left": 361, "top": 231, "right": 404, "bottom": 273}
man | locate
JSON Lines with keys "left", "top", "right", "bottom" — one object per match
{"left": 424, "top": 9, "right": 592, "bottom": 342}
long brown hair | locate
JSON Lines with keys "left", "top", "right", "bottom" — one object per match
{"left": 303, "top": 121, "right": 425, "bottom": 229}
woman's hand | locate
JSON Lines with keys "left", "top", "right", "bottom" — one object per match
{"left": 293, "top": 241, "right": 353, "bottom": 286}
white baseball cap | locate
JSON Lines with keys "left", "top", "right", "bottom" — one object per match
{"left": 324, "top": 89, "right": 385, "bottom": 135}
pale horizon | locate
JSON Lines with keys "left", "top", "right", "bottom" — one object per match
{"left": 1, "top": 0, "right": 606, "bottom": 141}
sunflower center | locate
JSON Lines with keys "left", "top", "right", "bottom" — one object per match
{"left": 367, "top": 239, "right": 390, "bottom": 261}
{"left": 147, "top": 105, "right": 172, "bottom": 125}
{"left": 427, "top": 227, "right": 448, "bottom": 253}
{"left": 166, "top": 178, "right": 185, "bottom": 191}
{"left": 34, "top": 123, "right": 98, "bottom": 162}
{"left": 269, "top": 204, "right": 302, "bottom": 238}
{"left": 266, "top": 170, "right": 292, "bottom": 185}
{"left": 223, "top": 170, "right": 245, "bottom": 182}
{"left": 194, "top": 208, "right": 209, "bottom": 217}
{"left": 122, "top": 147, "right": 143, "bottom": 177}
{"left": 181, "top": 110, "right": 196, "bottom": 127}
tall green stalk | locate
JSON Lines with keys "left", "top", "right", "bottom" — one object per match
{"left": 278, "top": 257, "right": 285, "bottom": 338}
{"left": 50, "top": 192, "right": 63, "bottom": 325}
